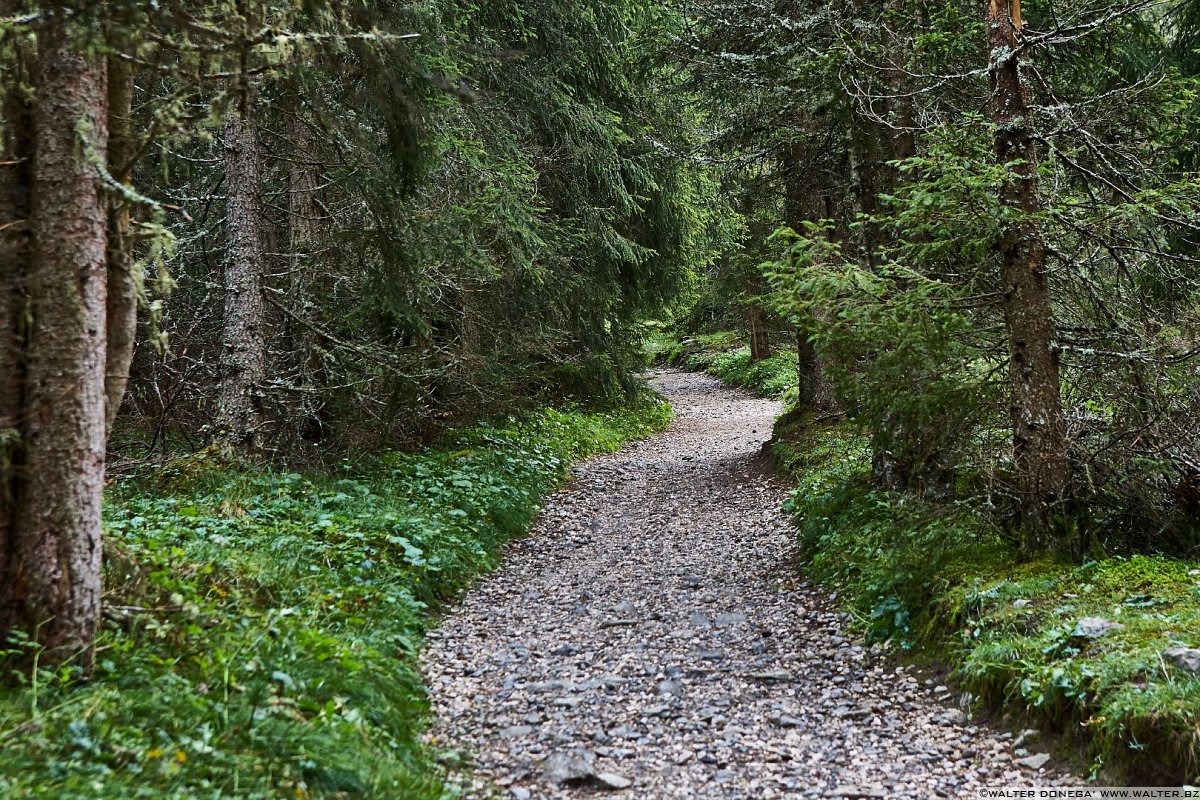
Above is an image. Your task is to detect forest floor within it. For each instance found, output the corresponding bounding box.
[423,370,1085,799]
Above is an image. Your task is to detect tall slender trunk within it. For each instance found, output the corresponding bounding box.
[287,112,321,282]
[1,10,109,661]
[885,0,917,168]
[783,147,838,413]
[737,191,772,363]
[747,292,771,362]
[873,4,924,493]
[216,84,267,455]
[105,51,136,435]
[285,107,329,441]
[843,110,880,270]
[986,0,1070,547]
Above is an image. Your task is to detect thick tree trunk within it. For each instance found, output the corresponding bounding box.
[986,0,1070,547]
[1,12,109,660]
[105,52,137,435]
[216,85,267,455]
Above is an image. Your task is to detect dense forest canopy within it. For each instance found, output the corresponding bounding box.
[5,0,1200,793]
[683,0,1200,548]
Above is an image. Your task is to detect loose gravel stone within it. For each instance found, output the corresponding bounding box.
[422,370,1085,798]
[1017,753,1053,771]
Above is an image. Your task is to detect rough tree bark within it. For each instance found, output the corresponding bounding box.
[0,10,110,660]
[287,111,321,279]
[885,0,917,168]
[215,83,267,455]
[843,110,881,270]
[285,105,330,442]
[986,0,1070,547]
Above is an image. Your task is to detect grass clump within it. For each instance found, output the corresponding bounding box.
[771,410,1200,783]
[959,555,1200,781]
[0,400,672,799]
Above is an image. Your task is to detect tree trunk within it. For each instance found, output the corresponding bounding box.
[795,327,838,412]
[986,0,1070,547]
[105,51,137,435]
[285,107,329,442]
[215,84,267,455]
[872,5,925,494]
[843,112,880,270]
[287,113,322,279]
[748,300,771,362]
[1,11,109,661]
[783,152,839,413]
[885,0,917,168]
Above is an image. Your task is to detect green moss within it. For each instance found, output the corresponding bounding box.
[0,399,672,799]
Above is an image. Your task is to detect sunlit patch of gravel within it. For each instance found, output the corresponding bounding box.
[422,370,1083,799]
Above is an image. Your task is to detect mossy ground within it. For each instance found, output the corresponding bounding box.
[0,400,672,799]
[771,410,1200,784]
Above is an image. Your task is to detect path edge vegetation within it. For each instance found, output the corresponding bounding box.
[662,335,1200,786]
[0,396,672,798]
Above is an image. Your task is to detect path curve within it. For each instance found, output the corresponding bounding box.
[423,370,1077,799]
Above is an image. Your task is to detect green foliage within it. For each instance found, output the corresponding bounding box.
[764,208,998,471]
[0,0,727,457]
[959,555,1200,782]
[0,400,671,798]
[646,329,741,368]
[774,414,1009,646]
[693,349,798,402]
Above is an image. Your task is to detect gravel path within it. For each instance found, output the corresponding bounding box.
[423,370,1079,799]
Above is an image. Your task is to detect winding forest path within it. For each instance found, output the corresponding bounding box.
[423,370,1077,799]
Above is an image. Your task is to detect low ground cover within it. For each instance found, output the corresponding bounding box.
[0,400,671,799]
[647,329,798,401]
[773,410,1200,783]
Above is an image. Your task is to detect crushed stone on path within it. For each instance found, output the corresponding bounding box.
[422,370,1081,798]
